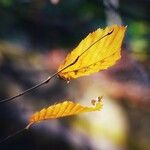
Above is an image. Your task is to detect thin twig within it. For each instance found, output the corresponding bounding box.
[0,72,57,104]
[0,127,27,144]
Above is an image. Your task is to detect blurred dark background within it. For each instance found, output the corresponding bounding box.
[0,0,150,150]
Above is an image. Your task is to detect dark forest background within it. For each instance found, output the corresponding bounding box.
[0,0,150,150]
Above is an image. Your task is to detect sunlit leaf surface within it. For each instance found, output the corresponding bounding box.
[58,25,126,80]
[29,97,103,126]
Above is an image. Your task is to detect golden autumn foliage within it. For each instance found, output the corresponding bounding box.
[26,25,127,128]
[0,25,126,104]
[0,25,127,143]
[27,97,103,128]
[58,25,127,80]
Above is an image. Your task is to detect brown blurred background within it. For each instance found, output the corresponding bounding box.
[0,0,150,150]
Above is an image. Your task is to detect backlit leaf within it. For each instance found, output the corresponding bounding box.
[58,25,127,80]
[28,97,103,127]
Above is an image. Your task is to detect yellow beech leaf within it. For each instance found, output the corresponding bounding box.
[0,99,103,143]
[28,97,103,127]
[58,25,127,80]
[0,97,102,142]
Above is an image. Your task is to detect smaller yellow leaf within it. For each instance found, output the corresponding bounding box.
[28,97,103,127]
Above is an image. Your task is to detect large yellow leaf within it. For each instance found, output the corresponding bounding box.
[28,97,103,127]
[58,25,127,80]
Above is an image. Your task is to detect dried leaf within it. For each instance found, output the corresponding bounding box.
[29,97,103,126]
[58,25,127,80]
